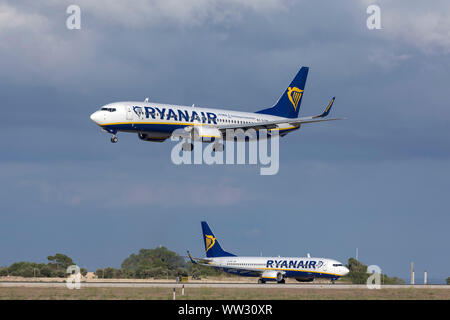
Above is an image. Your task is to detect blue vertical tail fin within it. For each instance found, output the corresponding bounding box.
[201,221,235,258]
[256,67,309,118]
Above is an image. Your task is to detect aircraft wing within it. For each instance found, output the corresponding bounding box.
[216,97,344,130]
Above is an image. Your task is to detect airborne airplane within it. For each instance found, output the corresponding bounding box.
[90,67,342,150]
[188,222,349,284]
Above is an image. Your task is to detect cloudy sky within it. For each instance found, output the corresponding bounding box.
[1,0,449,282]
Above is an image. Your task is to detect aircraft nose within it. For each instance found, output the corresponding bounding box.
[90,111,101,124]
[342,266,350,276]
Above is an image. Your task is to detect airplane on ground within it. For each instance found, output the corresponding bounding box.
[188,222,349,284]
[90,67,342,150]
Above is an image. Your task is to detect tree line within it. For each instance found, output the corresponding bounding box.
[0,249,434,284]
[342,258,405,284]
[95,247,230,279]
[0,247,230,279]
[0,253,88,278]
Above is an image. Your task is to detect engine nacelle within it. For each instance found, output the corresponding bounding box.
[261,270,284,282]
[138,132,170,142]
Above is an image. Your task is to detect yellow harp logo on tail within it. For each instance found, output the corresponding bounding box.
[287,87,303,111]
[205,234,216,252]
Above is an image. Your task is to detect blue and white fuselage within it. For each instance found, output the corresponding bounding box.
[89,67,342,144]
[90,102,299,142]
[195,256,349,283]
[188,222,349,284]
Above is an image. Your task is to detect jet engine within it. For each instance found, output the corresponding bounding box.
[138,132,170,142]
[261,270,284,282]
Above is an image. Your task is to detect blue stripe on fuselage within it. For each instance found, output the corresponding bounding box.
[215,267,340,280]
[103,122,188,133]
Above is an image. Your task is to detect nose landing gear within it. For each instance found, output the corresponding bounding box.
[111,135,118,143]
[212,142,224,152]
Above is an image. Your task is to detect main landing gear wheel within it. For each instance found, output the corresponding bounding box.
[258,279,266,284]
[111,136,118,143]
[212,142,224,152]
[182,142,194,151]
[277,279,285,284]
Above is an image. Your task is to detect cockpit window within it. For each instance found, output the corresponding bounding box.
[101,107,116,112]
[333,264,343,267]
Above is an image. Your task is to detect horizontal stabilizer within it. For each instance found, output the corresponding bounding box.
[217,97,343,131]
[186,250,212,265]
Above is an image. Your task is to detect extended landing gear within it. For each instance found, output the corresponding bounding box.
[258,278,266,284]
[277,279,286,284]
[212,142,224,152]
[182,142,194,151]
[110,135,118,143]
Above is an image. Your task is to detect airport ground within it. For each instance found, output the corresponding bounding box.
[1,277,449,300]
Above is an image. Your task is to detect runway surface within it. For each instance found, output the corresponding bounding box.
[1,282,449,289]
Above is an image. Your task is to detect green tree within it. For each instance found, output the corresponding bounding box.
[55,270,66,277]
[2,254,85,278]
[21,266,34,278]
[0,267,8,276]
[188,262,229,278]
[7,262,47,277]
[103,267,122,278]
[120,269,135,279]
[345,258,369,284]
[342,258,404,284]
[95,268,104,278]
[47,253,74,271]
[39,265,52,277]
[382,276,405,285]
[175,267,189,277]
[121,247,187,279]
[446,277,450,285]
[80,268,88,277]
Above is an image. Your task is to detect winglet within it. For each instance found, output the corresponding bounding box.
[314,97,335,118]
[187,250,197,264]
